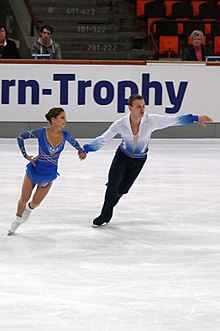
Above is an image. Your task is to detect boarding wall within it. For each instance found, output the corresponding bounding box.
[0,60,218,138]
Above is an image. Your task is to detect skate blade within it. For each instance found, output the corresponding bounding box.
[7,223,20,236]
[92,222,109,228]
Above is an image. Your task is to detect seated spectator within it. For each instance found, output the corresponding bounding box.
[0,24,20,59]
[31,25,62,59]
[182,30,212,61]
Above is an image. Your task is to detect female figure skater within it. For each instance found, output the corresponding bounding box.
[8,107,86,235]
[83,94,213,227]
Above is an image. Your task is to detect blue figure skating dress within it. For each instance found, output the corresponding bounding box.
[17,128,83,186]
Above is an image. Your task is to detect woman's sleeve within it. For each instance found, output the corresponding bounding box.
[17,128,41,158]
[65,131,84,152]
[83,122,119,153]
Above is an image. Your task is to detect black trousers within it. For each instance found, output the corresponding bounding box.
[99,147,147,221]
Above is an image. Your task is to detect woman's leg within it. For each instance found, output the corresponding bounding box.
[16,174,35,217]
[8,174,35,235]
[8,178,52,235]
[21,182,53,221]
[29,182,53,208]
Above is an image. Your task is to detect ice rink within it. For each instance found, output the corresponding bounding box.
[0,138,220,331]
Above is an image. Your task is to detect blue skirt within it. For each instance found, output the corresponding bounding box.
[26,161,59,185]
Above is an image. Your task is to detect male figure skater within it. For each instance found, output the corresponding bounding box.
[83,94,213,226]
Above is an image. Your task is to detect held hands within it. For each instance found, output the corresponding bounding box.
[198,115,213,128]
[78,151,87,160]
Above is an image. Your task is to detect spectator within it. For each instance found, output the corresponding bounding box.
[182,30,212,61]
[0,24,20,59]
[31,25,62,59]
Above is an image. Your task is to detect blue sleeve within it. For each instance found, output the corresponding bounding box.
[64,131,84,152]
[83,137,106,153]
[83,122,119,153]
[149,114,198,132]
[17,128,42,158]
[177,114,198,125]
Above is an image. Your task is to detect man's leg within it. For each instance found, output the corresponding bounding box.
[93,150,147,226]
[117,155,147,200]
[93,149,127,226]
[94,154,147,226]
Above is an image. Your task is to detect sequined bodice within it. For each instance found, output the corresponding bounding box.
[17,127,83,167]
[43,128,65,155]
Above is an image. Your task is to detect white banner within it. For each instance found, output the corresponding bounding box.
[0,62,218,122]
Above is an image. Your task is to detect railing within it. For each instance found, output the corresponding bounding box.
[23,0,38,36]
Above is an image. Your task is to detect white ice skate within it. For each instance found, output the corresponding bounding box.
[8,204,32,235]
[22,203,32,221]
[8,216,24,235]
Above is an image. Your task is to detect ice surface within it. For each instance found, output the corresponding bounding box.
[0,138,220,331]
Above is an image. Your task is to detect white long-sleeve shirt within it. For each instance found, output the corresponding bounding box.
[83,113,198,158]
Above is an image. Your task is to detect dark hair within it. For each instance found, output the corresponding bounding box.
[0,24,7,37]
[40,25,53,34]
[45,107,65,123]
[128,94,143,106]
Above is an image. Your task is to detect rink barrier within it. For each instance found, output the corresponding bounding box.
[0,59,218,138]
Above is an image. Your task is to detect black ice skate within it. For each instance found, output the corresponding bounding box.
[92,215,111,227]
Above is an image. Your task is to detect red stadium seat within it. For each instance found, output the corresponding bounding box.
[159,35,179,57]
[176,18,190,35]
[171,1,193,19]
[203,19,216,36]
[214,36,220,54]
[136,0,153,16]
[147,17,164,36]
[191,1,207,17]
[164,0,181,17]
